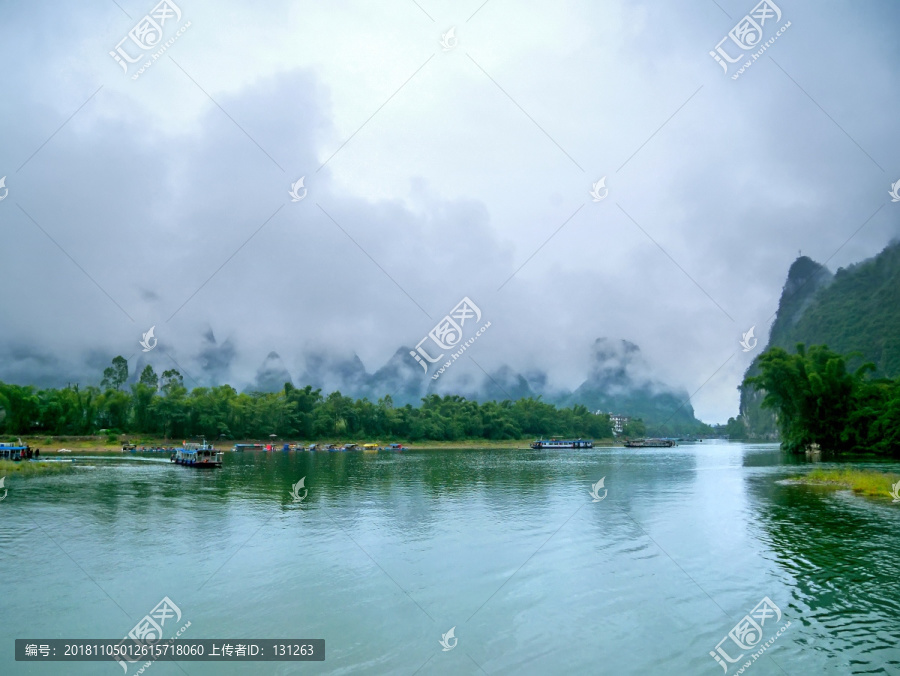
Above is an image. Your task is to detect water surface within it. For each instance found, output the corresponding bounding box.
[2,442,899,674]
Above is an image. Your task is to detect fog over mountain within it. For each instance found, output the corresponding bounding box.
[2,1,900,423]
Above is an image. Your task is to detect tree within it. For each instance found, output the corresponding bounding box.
[745,344,872,453]
[622,418,646,438]
[101,356,129,391]
[160,369,183,396]
[139,365,159,390]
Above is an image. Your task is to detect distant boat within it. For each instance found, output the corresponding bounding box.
[624,438,676,448]
[382,443,405,451]
[171,440,223,468]
[362,444,380,452]
[232,443,266,452]
[0,443,28,460]
[530,439,593,450]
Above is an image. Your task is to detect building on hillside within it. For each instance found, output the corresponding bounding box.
[594,411,631,436]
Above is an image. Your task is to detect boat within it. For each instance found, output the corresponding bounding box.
[307,444,319,452]
[232,443,266,452]
[382,443,405,451]
[362,443,380,452]
[341,444,359,452]
[171,440,223,468]
[530,438,593,450]
[0,444,28,460]
[325,444,339,452]
[623,438,676,448]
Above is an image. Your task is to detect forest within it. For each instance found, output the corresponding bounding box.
[0,357,618,442]
[742,344,900,455]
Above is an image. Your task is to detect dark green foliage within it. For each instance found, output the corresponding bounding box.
[744,344,898,455]
[0,359,614,442]
[740,243,900,437]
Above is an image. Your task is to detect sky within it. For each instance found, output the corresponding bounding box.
[1,0,899,423]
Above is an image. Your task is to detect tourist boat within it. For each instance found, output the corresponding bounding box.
[623,438,676,448]
[530,438,593,450]
[0,443,28,461]
[307,444,319,451]
[341,443,359,452]
[382,443,405,451]
[232,443,266,452]
[362,444,380,452]
[171,440,223,468]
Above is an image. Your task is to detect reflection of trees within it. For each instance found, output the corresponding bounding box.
[752,474,900,671]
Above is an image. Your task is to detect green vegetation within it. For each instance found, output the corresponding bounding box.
[792,468,900,499]
[738,242,900,438]
[0,459,74,476]
[744,344,900,455]
[0,359,613,442]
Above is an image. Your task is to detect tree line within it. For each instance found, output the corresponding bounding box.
[738,343,900,455]
[0,357,615,442]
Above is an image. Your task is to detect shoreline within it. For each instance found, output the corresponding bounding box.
[790,468,900,501]
[13,436,624,453]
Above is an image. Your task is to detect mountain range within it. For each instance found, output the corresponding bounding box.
[737,240,900,437]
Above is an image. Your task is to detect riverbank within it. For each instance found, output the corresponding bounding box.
[17,436,622,452]
[0,459,75,476]
[792,468,900,500]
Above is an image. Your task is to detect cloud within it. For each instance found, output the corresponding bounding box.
[1,0,899,423]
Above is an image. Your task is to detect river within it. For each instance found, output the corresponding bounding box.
[2,441,899,674]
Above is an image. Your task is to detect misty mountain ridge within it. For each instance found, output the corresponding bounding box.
[738,239,900,437]
[237,336,702,432]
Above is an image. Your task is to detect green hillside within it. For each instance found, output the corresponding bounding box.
[737,241,900,437]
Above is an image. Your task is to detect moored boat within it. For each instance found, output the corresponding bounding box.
[623,438,676,448]
[530,438,593,450]
[171,440,223,468]
[362,443,380,452]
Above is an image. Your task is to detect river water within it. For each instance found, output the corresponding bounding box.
[1,441,899,675]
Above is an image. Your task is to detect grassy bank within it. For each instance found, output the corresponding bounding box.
[0,459,75,477]
[793,468,900,500]
[19,436,620,452]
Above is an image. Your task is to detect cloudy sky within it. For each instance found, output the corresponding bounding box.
[1,0,898,422]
